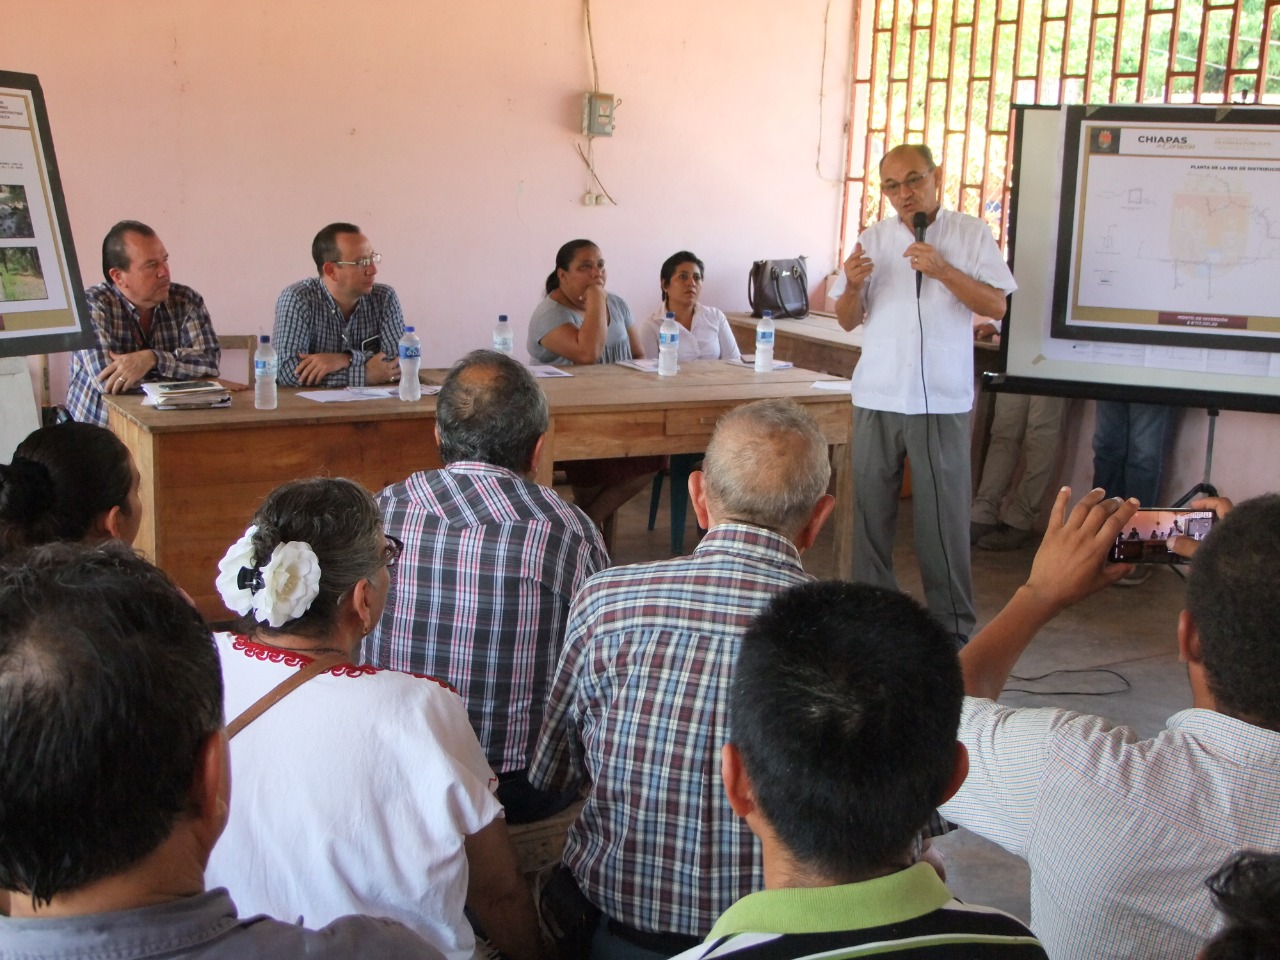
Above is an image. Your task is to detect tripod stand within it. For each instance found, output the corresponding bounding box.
[1172,408,1220,507]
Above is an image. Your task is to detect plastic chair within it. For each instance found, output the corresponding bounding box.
[647,452,704,554]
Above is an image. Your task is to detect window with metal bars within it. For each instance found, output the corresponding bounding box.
[840,0,1280,259]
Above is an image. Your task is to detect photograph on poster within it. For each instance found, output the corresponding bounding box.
[0,184,33,238]
[0,247,47,301]
[0,71,92,358]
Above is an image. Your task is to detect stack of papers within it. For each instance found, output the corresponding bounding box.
[142,380,232,410]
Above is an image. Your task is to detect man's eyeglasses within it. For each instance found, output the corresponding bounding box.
[382,533,404,568]
[880,172,931,195]
[332,253,382,269]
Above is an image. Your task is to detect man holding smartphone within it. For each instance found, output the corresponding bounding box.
[943,491,1280,960]
[273,222,405,387]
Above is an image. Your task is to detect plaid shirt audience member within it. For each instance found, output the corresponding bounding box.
[529,524,813,938]
[362,461,608,774]
[273,276,405,387]
[66,281,221,426]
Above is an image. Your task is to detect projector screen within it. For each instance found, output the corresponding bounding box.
[991,103,1280,414]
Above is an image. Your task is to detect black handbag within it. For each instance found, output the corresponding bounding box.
[748,257,809,319]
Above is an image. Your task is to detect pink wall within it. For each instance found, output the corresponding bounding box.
[3,0,853,400]
[6,1,1276,504]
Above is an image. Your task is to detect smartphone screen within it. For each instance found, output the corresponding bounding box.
[360,336,381,355]
[1108,508,1217,564]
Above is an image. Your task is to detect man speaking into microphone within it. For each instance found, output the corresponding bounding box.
[833,144,1016,645]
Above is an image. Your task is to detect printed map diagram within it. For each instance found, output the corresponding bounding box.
[1075,155,1280,317]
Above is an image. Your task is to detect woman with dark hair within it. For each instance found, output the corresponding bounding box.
[205,477,541,960]
[526,239,658,529]
[527,238,644,366]
[0,422,141,557]
[637,251,741,362]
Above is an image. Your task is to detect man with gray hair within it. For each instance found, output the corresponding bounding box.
[362,349,608,823]
[529,398,835,960]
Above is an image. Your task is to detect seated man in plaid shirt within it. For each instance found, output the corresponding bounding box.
[66,220,221,426]
[362,349,608,823]
[273,222,405,387]
[529,398,835,960]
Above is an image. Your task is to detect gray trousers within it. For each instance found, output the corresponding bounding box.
[852,406,975,638]
[971,394,1067,531]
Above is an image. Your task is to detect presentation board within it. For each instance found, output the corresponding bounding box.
[993,103,1280,414]
[0,70,91,359]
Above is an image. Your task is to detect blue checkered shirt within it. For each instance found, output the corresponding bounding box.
[272,276,405,387]
[941,699,1280,960]
[529,524,813,937]
[66,281,221,426]
[362,462,608,774]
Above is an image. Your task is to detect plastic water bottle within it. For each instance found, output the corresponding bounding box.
[754,310,775,373]
[658,312,679,377]
[254,335,277,410]
[492,314,514,356]
[398,326,422,402]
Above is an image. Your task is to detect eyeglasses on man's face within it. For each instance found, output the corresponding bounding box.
[332,253,382,269]
[381,533,404,568]
[880,171,932,195]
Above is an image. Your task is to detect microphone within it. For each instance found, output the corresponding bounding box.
[912,211,928,297]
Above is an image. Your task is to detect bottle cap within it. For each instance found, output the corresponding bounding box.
[762,310,773,319]
[498,314,508,323]
[259,334,270,343]
[666,312,675,319]
[404,326,415,333]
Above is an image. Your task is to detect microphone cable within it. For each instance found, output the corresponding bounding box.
[912,217,964,643]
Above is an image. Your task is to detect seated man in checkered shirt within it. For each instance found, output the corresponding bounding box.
[943,490,1280,960]
[272,222,404,387]
[362,349,608,824]
[66,220,221,426]
[529,398,835,959]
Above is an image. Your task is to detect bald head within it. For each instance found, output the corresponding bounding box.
[701,399,831,537]
[879,143,936,175]
[436,349,548,472]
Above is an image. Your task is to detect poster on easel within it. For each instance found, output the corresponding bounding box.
[0,70,91,358]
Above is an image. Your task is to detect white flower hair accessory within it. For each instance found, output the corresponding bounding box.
[214,526,323,628]
[253,541,322,628]
[215,525,260,616]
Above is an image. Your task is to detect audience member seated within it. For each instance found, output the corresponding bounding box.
[66,220,221,426]
[0,422,141,558]
[205,477,541,960]
[942,489,1280,960]
[1200,851,1280,959]
[636,251,741,362]
[363,349,608,823]
[530,398,835,959]
[664,580,1047,960]
[0,542,440,959]
[274,222,404,387]
[526,238,659,529]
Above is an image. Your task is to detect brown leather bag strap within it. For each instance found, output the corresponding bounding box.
[227,652,348,740]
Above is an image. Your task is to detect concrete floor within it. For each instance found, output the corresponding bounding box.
[606,481,1193,922]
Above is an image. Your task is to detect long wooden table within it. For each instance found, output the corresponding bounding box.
[107,361,853,619]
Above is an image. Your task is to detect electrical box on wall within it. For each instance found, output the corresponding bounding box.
[582,92,615,137]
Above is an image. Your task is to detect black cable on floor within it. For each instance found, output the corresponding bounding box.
[1005,667,1132,697]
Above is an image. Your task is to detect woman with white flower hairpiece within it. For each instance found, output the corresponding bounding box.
[204,477,543,960]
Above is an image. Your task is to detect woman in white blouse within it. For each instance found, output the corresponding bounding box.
[638,251,742,361]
